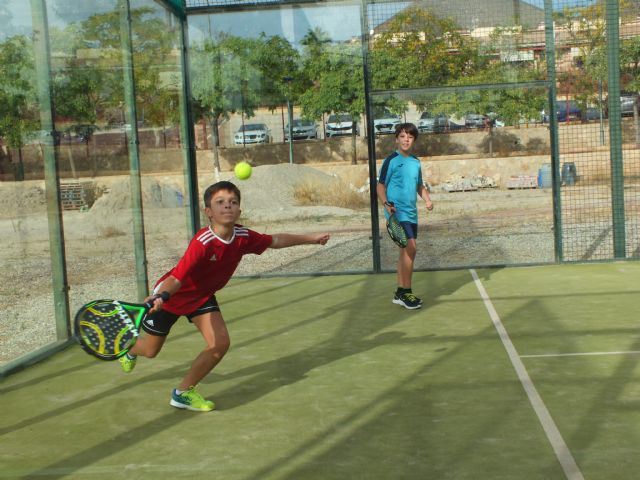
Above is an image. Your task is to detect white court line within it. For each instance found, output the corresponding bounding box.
[522,350,640,358]
[470,269,584,480]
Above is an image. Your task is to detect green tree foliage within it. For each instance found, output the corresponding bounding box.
[51,7,180,130]
[0,35,37,180]
[191,32,300,174]
[369,6,481,90]
[298,28,364,164]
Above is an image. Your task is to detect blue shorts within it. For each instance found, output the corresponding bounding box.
[399,221,418,240]
[140,295,220,337]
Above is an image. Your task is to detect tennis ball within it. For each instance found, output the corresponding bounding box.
[234,162,252,180]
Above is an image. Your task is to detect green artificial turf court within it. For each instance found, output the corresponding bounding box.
[2,263,640,479]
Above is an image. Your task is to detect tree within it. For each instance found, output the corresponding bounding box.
[299,29,364,164]
[368,6,482,91]
[190,36,254,179]
[0,35,37,180]
[191,32,301,177]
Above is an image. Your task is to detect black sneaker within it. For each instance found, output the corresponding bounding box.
[393,292,422,310]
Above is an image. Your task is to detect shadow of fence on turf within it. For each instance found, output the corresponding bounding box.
[20,265,583,478]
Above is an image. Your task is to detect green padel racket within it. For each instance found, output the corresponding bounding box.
[74,292,169,360]
[386,212,408,248]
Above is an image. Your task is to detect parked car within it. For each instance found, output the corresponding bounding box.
[372,108,401,135]
[485,113,505,128]
[620,94,637,116]
[234,123,271,145]
[325,113,358,138]
[542,100,581,122]
[285,119,317,141]
[422,113,464,133]
[65,124,99,143]
[583,107,605,121]
[418,112,444,132]
[464,113,486,129]
[603,94,637,117]
[26,129,62,146]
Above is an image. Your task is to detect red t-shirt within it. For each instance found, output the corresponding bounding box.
[156,225,272,315]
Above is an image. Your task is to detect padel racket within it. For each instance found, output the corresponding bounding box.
[386,213,408,248]
[74,292,169,361]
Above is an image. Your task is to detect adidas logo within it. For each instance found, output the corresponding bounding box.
[145,319,155,327]
[210,253,217,261]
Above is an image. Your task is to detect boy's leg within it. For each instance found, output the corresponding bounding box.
[170,311,229,412]
[120,334,166,372]
[397,239,417,289]
[393,239,422,309]
[178,311,230,390]
[129,334,167,358]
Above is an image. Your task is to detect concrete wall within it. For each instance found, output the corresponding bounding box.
[4,121,640,187]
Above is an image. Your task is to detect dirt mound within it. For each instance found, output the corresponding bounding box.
[224,163,353,221]
[90,176,184,214]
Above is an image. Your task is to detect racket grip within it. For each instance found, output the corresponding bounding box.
[145,291,170,309]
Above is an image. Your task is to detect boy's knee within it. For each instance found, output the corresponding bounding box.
[144,347,162,359]
[403,243,417,258]
[206,337,231,357]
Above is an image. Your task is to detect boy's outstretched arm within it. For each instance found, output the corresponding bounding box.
[270,233,330,249]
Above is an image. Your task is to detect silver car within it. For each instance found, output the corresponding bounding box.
[234,123,271,145]
[325,113,358,138]
[285,119,317,140]
[373,108,401,135]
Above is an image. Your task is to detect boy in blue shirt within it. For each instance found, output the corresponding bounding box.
[377,123,433,309]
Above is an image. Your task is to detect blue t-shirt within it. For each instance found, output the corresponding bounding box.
[378,150,423,223]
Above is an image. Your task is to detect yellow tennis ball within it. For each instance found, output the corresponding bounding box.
[234,162,252,180]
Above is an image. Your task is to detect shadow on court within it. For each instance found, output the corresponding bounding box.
[12,264,621,479]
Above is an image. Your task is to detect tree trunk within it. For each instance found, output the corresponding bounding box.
[211,115,221,181]
[201,116,208,150]
[634,96,639,147]
[351,124,357,165]
[15,148,25,181]
[67,144,77,179]
[489,124,494,156]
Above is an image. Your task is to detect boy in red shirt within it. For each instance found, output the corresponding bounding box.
[121,181,330,412]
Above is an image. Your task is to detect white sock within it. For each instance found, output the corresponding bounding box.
[126,352,137,360]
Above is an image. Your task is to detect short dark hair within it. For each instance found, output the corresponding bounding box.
[395,122,419,138]
[203,181,241,207]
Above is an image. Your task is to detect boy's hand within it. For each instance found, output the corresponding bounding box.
[144,293,166,313]
[384,201,396,214]
[425,199,433,211]
[314,233,330,245]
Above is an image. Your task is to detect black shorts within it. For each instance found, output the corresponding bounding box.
[140,296,220,337]
[399,221,418,240]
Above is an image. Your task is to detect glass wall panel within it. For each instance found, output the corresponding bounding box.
[0,0,55,365]
[366,1,554,270]
[188,1,374,275]
[129,0,193,285]
[550,0,640,261]
[0,0,189,369]
[44,0,143,325]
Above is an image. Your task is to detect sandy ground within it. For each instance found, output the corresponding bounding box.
[0,162,555,365]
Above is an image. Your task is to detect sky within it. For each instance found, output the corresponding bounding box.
[187,2,365,48]
[524,0,596,7]
[1,0,600,44]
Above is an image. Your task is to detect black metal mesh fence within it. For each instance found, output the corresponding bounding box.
[366,0,640,264]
